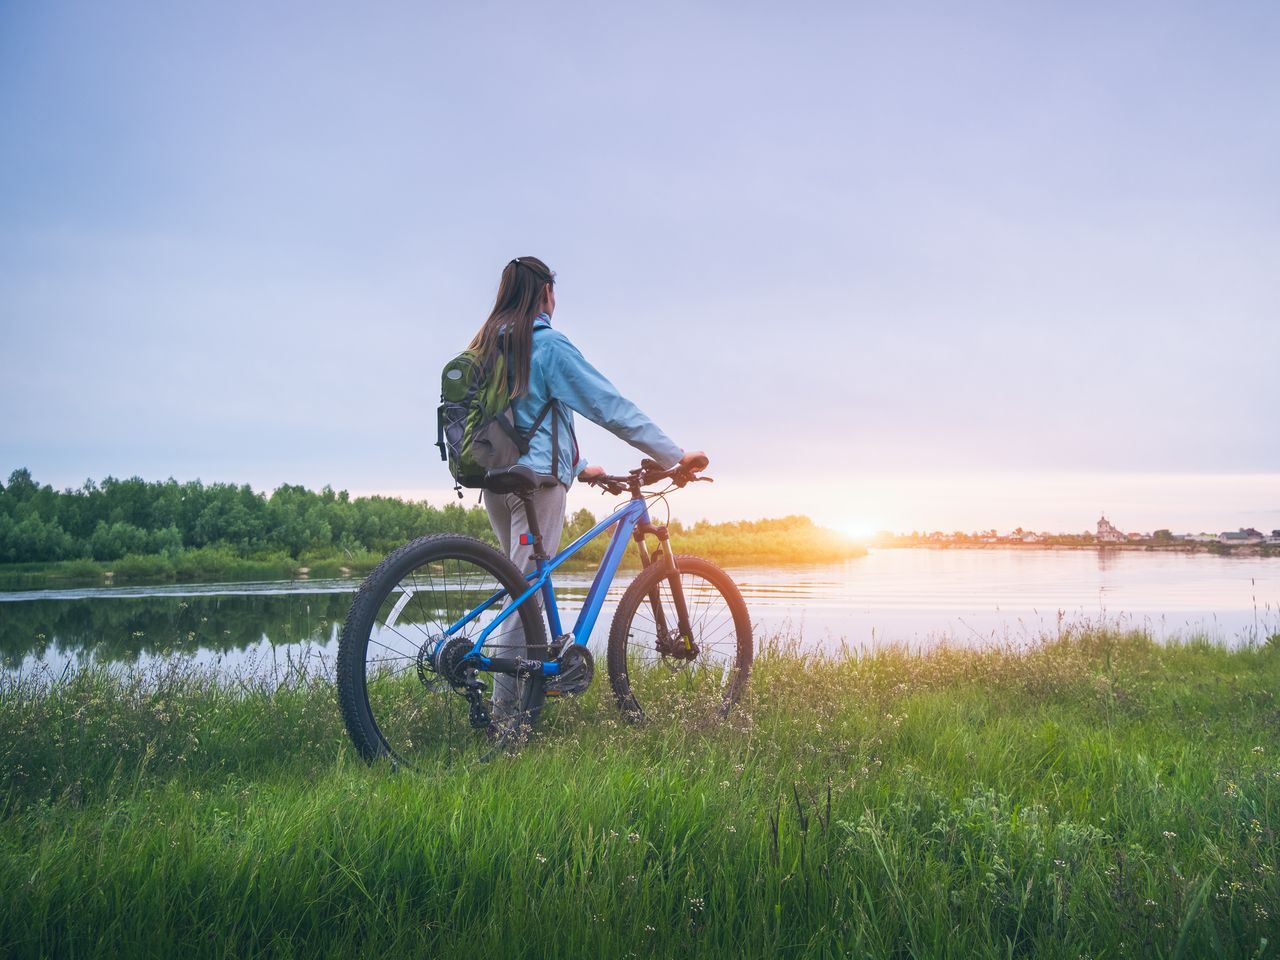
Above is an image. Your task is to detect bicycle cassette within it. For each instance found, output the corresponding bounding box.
[433,636,478,688]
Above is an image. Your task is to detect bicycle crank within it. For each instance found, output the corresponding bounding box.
[545,645,593,696]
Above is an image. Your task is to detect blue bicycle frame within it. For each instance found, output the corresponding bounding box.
[436,495,655,678]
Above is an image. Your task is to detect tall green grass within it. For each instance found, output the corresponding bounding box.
[2,629,1277,958]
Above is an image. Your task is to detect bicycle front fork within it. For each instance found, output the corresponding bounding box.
[633,524,697,659]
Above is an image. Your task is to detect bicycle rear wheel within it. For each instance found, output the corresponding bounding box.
[607,554,752,721]
[336,534,547,767]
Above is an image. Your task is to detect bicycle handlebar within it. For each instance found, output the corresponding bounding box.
[581,459,713,496]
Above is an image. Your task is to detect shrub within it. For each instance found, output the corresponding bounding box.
[110,554,176,583]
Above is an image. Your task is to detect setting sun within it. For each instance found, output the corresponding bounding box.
[838,521,883,541]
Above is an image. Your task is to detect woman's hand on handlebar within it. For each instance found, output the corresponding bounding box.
[580,453,711,495]
[579,464,626,496]
[679,451,709,472]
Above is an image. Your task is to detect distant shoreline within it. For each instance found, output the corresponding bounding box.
[876,541,1278,557]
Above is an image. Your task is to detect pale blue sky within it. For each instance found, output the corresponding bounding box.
[2,1,1277,532]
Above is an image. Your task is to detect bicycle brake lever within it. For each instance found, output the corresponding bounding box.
[593,478,625,496]
[674,470,714,486]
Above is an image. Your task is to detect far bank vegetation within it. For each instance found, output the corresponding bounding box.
[0,469,863,587]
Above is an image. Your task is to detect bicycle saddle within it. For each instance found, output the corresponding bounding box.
[483,464,560,496]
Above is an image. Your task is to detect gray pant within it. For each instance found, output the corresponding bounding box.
[484,483,567,710]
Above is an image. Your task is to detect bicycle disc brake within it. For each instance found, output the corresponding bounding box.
[655,626,700,663]
[416,634,451,689]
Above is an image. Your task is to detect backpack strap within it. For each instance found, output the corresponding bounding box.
[529,324,560,478]
[502,398,556,459]
[493,402,547,456]
[498,325,561,478]
[550,402,559,479]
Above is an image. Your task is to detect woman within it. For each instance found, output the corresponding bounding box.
[470,256,706,712]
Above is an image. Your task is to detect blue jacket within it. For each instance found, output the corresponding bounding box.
[513,315,683,487]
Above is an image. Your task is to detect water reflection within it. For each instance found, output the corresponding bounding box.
[0,590,354,668]
[2,549,1277,676]
[0,575,632,673]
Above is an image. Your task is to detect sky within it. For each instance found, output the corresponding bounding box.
[1,1,1277,536]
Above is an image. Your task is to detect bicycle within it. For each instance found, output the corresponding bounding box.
[336,456,753,766]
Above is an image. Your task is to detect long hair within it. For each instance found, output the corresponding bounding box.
[469,256,555,397]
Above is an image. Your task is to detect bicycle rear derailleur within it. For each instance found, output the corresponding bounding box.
[424,636,491,729]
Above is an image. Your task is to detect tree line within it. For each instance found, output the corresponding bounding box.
[0,468,501,564]
[0,468,863,572]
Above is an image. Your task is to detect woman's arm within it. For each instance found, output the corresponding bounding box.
[544,331,684,467]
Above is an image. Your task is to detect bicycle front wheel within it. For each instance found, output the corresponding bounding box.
[607,554,752,721]
[336,534,547,767]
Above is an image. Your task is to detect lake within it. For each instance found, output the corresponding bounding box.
[2,548,1276,678]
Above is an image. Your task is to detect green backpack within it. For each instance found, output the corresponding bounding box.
[435,339,556,492]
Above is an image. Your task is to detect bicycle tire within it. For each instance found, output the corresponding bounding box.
[607,554,752,720]
[336,534,548,766]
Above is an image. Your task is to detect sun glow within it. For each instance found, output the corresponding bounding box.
[838,520,884,542]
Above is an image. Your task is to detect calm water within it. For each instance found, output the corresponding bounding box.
[2,548,1276,677]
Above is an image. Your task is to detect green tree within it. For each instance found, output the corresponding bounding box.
[88,521,151,561]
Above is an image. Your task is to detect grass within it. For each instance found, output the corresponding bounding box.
[1,628,1277,958]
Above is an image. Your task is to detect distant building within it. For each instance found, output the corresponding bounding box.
[1219,528,1264,545]
[1096,515,1125,543]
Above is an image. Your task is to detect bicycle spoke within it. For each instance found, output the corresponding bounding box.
[338,538,548,768]
[607,557,751,720]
